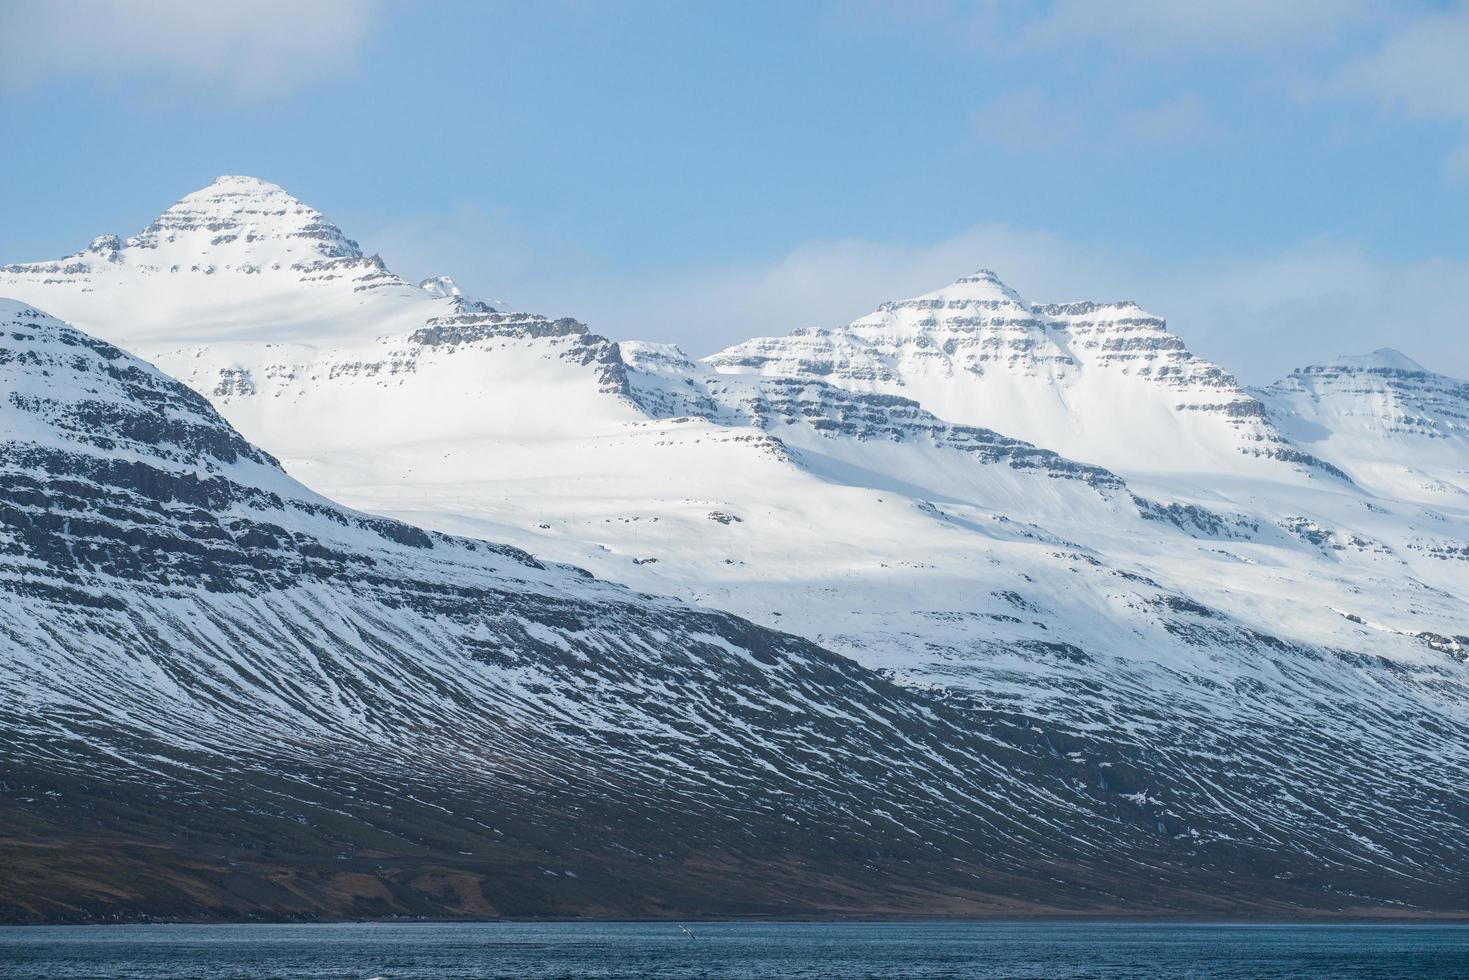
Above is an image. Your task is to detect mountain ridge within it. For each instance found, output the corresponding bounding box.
[16,299,1462,921]
[707,269,1349,483]
[3,177,1469,919]
[1261,346,1469,505]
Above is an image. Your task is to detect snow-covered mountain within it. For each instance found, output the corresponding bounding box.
[6,180,1462,673]
[707,270,1346,485]
[0,175,457,348]
[2,299,1252,920]
[1262,349,1469,506]
[16,299,1461,920]
[4,177,1469,918]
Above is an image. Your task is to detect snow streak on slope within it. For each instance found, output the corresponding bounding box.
[5,179,1469,916]
[4,298,1302,920]
[14,285,1466,910]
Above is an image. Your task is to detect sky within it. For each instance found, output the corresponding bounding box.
[1,0,1468,382]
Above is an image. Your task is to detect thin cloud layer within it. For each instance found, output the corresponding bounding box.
[405,222,1469,385]
[973,89,1223,153]
[1326,3,1469,175]
[1019,0,1383,56]
[0,0,376,99]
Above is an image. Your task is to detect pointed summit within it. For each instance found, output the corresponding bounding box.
[0,175,421,349]
[169,174,311,211]
[955,268,1016,291]
[708,266,1348,480]
[197,173,292,195]
[1263,344,1469,499]
[419,274,466,299]
[130,174,362,261]
[418,275,501,313]
[0,299,279,473]
[912,268,1031,309]
[1318,348,1427,375]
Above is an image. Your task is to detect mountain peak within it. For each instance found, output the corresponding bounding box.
[865,268,1032,316]
[418,274,500,313]
[129,175,363,262]
[202,173,292,194]
[923,268,1029,307]
[419,275,466,299]
[1318,348,1427,375]
[0,176,431,349]
[161,174,305,217]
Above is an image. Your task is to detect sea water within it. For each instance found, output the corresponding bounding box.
[1,920,1466,979]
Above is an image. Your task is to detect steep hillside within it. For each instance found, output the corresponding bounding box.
[6,299,1329,921]
[5,179,1469,920]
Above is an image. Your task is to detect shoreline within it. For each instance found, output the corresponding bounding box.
[6,913,1469,929]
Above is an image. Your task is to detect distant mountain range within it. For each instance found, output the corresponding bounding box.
[2,176,1466,921]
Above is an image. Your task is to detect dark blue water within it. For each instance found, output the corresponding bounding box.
[1,921,1466,979]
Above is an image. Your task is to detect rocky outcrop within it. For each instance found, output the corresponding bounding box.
[625,342,1126,490]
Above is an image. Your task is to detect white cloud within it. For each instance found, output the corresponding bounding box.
[1330,3,1469,122]
[972,89,1223,153]
[1142,242,1469,384]
[971,89,1089,152]
[1020,0,1383,56]
[0,0,376,99]
[370,217,1119,358]
[1448,143,1469,181]
[1118,93,1223,145]
[559,224,1114,355]
[1324,2,1469,175]
[828,0,1381,58]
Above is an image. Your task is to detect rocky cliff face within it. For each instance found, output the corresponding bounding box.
[183,307,634,414]
[623,340,1126,490]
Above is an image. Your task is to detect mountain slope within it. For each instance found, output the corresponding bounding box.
[20,298,1432,922]
[5,180,1469,919]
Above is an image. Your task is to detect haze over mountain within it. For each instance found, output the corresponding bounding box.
[2,176,1468,920]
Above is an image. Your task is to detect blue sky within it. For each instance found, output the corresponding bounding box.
[2,0,1468,381]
